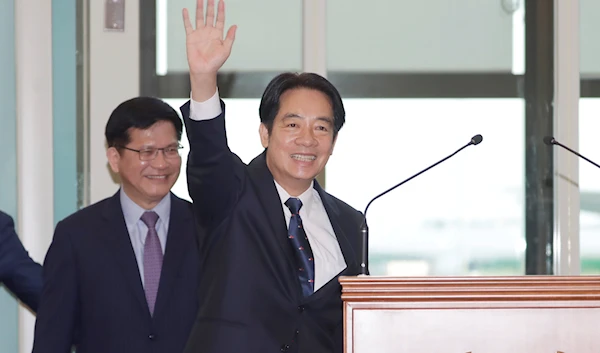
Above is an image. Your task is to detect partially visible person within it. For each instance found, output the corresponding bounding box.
[0,210,42,312]
[33,97,200,353]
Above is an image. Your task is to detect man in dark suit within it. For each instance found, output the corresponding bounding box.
[181,1,363,352]
[0,210,42,312]
[32,97,200,353]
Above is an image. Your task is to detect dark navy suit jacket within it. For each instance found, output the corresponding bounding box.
[181,101,364,353]
[0,210,42,312]
[33,192,200,353]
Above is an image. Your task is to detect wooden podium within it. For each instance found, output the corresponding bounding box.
[340,276,600,353]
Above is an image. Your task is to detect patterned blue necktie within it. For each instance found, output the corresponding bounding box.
[285,198,315,297]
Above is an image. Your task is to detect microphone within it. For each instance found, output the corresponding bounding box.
[544,136,600,169]
[358,134,484,275]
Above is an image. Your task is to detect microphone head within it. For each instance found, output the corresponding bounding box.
[543,136,556,145]
[470,134,483,145]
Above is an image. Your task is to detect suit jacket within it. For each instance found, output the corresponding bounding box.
[0,210,42,312]
[181,101,363,353]
[32,192,200,353]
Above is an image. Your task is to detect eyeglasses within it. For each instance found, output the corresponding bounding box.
[119,144,183,161]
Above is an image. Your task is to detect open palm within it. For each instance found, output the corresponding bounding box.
[183,0,236,75]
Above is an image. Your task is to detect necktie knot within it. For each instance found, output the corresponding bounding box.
[285,198,303,215]
[141,211,159,229]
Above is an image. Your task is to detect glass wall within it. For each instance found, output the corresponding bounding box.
[324,0,525,275]
[145,0,303,97]
[580,0,600,274]
[166,98,264,200]
[327,0,515,73]
[325,99,524,275]
[158,0,302,74]
[149,0,565,277]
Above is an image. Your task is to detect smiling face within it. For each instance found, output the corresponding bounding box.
[260,88,337,196]
[107,120,181,209]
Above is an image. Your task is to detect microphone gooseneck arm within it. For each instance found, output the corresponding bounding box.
[363,142,471,220]
[358,134,483,275]
[545,136,600,169]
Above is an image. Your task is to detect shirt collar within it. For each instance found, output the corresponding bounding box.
[120,188,171,228]
[274,180,315,217]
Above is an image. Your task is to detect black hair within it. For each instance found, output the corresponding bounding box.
[258,73,345,137]
[105,96,183,148]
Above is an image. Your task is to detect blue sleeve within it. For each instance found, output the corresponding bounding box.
[0,210,43,312]
[181,100,245,230]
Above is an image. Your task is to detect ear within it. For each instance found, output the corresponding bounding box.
[259,123,270,149]
[106,147,121,173]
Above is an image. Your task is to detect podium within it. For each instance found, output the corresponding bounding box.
[340,276,600,353]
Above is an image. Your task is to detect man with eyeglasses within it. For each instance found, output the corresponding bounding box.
[33,97,201,353]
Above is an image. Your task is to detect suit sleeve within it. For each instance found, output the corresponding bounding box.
[0,211,42,312]
[32,221,78,353]
[181,100,244,230]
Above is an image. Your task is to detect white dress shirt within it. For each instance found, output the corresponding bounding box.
[189,91,347,291]
[273,181,347,291]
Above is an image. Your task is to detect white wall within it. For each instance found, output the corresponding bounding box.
[15,1,55,352]
[89,0,140,204]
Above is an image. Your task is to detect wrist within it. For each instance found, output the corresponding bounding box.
[190,73,218,102]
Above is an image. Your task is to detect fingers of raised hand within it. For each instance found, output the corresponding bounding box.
[215,0,225,30]
[183,0,229,37]
[224,25,237,49]
[196,0,206,28]
[205,0,216,27]
[182,8,191,34]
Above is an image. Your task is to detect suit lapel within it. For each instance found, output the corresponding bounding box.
[247,152,296,273]
[247,153,359,300]
[314,181,358,277]
[153,194,193,318]
[102,192,151,318]
[295,183,358,303]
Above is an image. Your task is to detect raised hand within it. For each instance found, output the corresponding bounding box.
[183,0,236,75]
